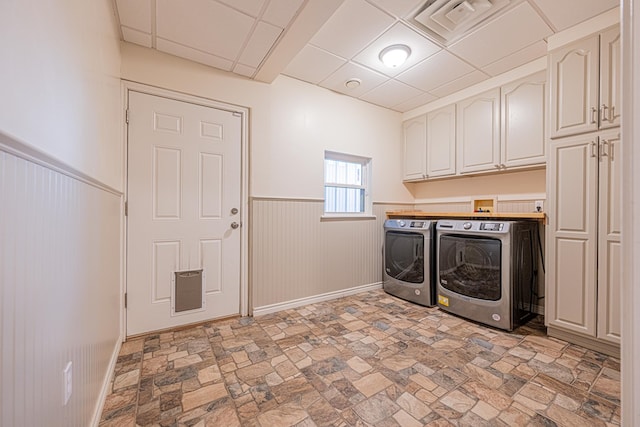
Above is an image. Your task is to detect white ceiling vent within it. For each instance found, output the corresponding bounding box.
[412,0,513,45]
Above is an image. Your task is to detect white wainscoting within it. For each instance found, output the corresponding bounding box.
[250,199,410,312]
[0,143,122,426]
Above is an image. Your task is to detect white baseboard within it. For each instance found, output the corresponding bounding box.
[90,336,123,427]
[252,282,383,316]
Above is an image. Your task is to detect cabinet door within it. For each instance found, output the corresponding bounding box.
[546,134,598,337]
[501,71,546,168]
[403,115,427,181]
[600,26,621,130]
[457,88,500,174]
[549,35,599,138]
[426,104,456,178]
[597,130,621,344]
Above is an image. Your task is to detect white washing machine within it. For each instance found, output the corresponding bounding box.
[383,219,437,306]
[436,219,538,330]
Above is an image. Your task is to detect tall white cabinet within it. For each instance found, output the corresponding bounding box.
[546,25,621,356]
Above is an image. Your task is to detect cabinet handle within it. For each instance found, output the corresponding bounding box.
[591,107,598,124]
[609,105,616,123]
[601,140,609,157]
[600,104,608,122]
[590,141,597,158]
[610,141,615,161]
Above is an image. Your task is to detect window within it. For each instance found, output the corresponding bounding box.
[324,151,371,215]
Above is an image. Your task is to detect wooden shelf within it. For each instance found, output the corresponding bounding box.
[386,210,546,221]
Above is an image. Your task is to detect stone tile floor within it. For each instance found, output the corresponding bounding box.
[99,290,621,426]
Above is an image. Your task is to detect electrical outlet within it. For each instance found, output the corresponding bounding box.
[534,200,544,212]
[63,361,72,405]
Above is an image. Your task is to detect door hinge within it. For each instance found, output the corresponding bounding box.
[124,292,127,309]
[125,109,130,124]
[124,201,128,216]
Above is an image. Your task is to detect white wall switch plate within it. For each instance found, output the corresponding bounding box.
[534,200,544,212]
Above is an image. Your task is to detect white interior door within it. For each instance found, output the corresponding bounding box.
[126,90,242,336]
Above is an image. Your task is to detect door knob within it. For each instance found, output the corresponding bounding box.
[231,222,240,229]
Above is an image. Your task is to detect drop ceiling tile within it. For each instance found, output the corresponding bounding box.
[352,22,441,77]
[428,70,490,98]
[310,0,395,59]
[359,79,423,109]
[396,50,475,92]
[239,22,283,68]
[121,27,153,48]
[216,0,266,18]
[481,41,547,76]
[366,0,427,19]
[283,45,346,85]
[116,0,152,32]
[234,64,256,78]
[529,0,619,31]
[156,38,234,71]
[319,62,388,97]
[393,91,438,112]
[262,0,305,27]
[448,2,553,68]
[156,0,254,61]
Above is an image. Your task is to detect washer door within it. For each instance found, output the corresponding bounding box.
[385,231,424,284]
[439,235,502,300]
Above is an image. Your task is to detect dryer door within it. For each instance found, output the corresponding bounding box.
[385,231,424,283]
[439,235,502,300]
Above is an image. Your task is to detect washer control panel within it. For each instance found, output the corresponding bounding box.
[385,219,432,230]
[480,222,504,231]
[436,220,510,233]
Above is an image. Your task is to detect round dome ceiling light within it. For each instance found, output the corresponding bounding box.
[345,78,361,89]
[379,44,411,68]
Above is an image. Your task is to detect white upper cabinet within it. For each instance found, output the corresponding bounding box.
[402,71,547,181]
[457,88,500,174]
[426,104,456,178]
[549,25,620,138]
[501,71,546,168]
[599,26,621,129]
[402,115,427,181]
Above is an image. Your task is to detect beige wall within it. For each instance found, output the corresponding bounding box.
[0,0,122,190]
[251,201,410,311]
[120,43,414,203]
[0,0,123,426]
[120,43,416,314]
[408,168,546,200]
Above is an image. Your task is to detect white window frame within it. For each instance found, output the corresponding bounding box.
[323,151,374,219]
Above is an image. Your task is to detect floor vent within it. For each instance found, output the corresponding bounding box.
[411,0,513,45]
